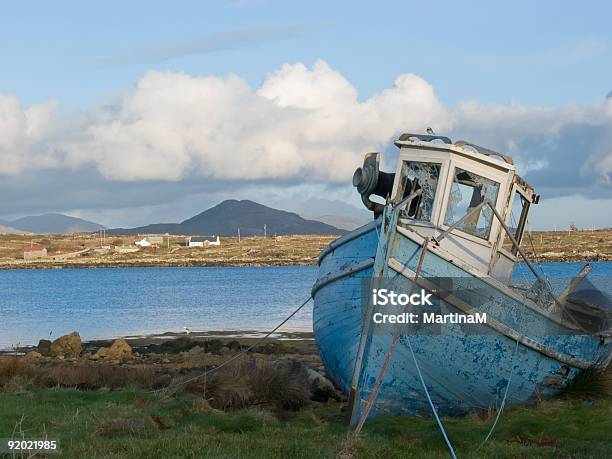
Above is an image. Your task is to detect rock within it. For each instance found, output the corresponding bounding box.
[37,339,52,356]
[96,347,111,359]
[306,368,341,402]
[25,351,42,359]
[109,339,132,359]
[95,339,132,360]
[50,332,82,357]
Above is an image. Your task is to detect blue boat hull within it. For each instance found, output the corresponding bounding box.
[312,219,612,422]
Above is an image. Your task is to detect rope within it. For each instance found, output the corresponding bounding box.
[479,339,519,448]
[406,337,458,459]
[156,295,312,396]
[354,238,430,433]
[526,222,550,279]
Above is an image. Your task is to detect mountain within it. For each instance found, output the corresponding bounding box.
[0,224,28,234]
[7,213,105,234]
[110,200,346,236]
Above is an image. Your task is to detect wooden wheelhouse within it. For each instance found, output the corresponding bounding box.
[388,134,539,283]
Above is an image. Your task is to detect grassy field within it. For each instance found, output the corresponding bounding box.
[0,387,610,458]
[0,234,336,269]
[0,228,610,269]
[2,336,610,459]
[512,228,612,263]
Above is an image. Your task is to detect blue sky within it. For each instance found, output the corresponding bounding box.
[0,0,611,229]
[3,0,611,108]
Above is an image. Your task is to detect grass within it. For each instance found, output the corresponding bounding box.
[0,234,337,269]
[505,228,612,262]
[0,387,610,458]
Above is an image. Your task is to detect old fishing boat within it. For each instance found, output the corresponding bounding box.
[312,133,611,425]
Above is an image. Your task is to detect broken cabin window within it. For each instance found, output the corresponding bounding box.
[444,167,500,239]
[396,161,441,222]
[505,191,530,254]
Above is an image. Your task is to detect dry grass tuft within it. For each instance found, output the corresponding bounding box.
[44,364,155,389]
[184,356,311,411]
[0,358,156,392]
[207,361,254,409]
[561,366,612,399]
[251,359,311,411]
[0,358,44,391]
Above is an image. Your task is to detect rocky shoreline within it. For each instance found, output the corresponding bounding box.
[0,330,341,407]
[0,258,320,270]
[1,253,610,270]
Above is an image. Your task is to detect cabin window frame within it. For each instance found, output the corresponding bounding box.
[499,184,531,258]
[391,153,450,227]
[437,157,509,246]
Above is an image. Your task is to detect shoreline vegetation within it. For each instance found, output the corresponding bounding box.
[0,229,611,270]
[1,331,610,458]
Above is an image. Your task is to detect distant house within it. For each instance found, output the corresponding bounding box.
[135,238,151,248]
[135,236,164,248]
[188,236,221,247]
[24,244,47,260]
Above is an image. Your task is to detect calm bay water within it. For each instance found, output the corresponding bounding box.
[0,266,317,349]
[0,262,610,349]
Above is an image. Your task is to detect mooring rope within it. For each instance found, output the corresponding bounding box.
[479,338,519,448]
[157,295,312,396]
[406,337,458,459]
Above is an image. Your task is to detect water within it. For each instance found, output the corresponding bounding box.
[0,266,317,349]
[0,262,610,350]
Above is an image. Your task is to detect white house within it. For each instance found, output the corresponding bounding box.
[188,236,221,247]
[135,236,165,247]
[145,236,164,246]
[135,238,151,247]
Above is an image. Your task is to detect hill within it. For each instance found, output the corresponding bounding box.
[7,213,105,234]
[311,214,369,231]
[0,224,28,234]
[110,200,345,236]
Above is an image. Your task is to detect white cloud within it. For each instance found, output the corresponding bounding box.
[0,95,58,175]
[61,60,450,183]
[0,60,611,204]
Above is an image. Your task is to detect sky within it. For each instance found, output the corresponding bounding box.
[0,0,611,230]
